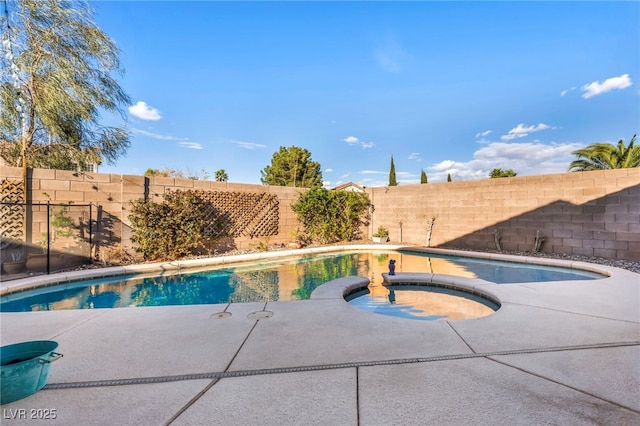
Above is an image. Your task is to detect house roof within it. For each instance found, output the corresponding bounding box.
[332,182,365,192]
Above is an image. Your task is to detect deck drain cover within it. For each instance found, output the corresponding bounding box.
[248,311,274,320]
[210,312,231,319]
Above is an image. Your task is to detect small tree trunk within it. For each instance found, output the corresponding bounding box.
[494,229,502,252]
[425,217,436,247]
[530,230,545,254]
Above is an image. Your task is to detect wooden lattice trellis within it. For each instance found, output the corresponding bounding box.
[191,190,279,239]
[0,179,25,247]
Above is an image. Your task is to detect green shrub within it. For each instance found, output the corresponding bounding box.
[373,226,389,238]
[129,190,212,261]
[292,188,372,244]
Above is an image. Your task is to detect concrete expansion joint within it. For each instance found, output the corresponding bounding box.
[167,307,269,424]
[42,340,639,391]
[487,356,640,415]
[446,321,477,354]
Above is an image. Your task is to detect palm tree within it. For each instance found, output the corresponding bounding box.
[568,135,639,171]
[215,169,228,182]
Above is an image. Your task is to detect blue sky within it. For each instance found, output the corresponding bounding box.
[93,1,639,186]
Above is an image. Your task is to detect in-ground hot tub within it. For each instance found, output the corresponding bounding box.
[345,273,501,321]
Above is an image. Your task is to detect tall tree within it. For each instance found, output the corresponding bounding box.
[389,156,397,186]
[420,170,428,184]
[568,135,639,171]
[447,173,452,182]
[215,169,228,182]
[261,146,322,187]
[144,168,170,177]
[490,168,517,178]
[0,0,131,176]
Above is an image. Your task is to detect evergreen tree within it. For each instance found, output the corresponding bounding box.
[261,146,322,187]
[447,173,452,182]
[420,170,428,184]
[389,156,397,186]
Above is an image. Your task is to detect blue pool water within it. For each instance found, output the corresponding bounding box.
[0,250,603,312]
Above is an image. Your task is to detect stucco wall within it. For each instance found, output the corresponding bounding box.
[1,166,639,260]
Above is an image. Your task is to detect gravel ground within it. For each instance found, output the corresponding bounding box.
[445,247,640,274]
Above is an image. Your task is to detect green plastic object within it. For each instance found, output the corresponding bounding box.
[1,341,62,404]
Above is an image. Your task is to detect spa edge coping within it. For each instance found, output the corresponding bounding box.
[0,244,617,297]
[307,273,500,304]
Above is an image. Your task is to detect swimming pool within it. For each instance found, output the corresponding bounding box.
[0,249,604,312]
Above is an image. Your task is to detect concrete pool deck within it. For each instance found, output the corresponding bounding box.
[1,246,639,425]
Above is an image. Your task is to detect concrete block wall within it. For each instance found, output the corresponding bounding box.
[366,168,640,260]
[0,167,304,257]
[2,166,638,260]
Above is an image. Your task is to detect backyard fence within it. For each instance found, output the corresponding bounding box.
[0,202,94,280]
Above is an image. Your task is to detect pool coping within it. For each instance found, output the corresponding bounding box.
[0,244,618,298]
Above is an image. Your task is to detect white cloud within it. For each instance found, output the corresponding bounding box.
[233,140,266,150]
[343,136,359,145]
[582,74,632,99]
[131,127,202,150]
[424,141,583,182]
[131,128,187,141]
[408,152,421,161]
[341,173,350,179]
[325,168,334,173]
[359,170,387,175]
[475,130,492,138]
[343,136,375,149]
[179,142,203,150]
[474,142,580,161]
[501,123,551,141]
[129,101,161,121]
[431,160,456,171]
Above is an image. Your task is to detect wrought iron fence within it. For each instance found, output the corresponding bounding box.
[1,202,94,280]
